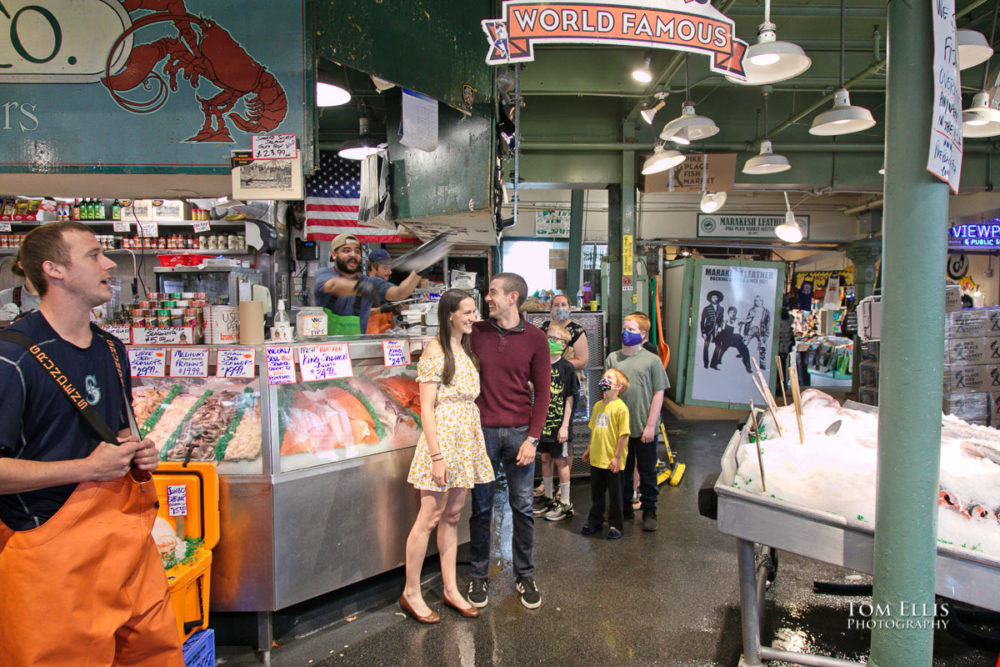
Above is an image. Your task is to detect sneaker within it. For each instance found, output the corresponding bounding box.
[581,523,600,535]
[642,509,658,532]
[606,527,623,539]
[532,496,555,517]
[544,501,574,521]
[515,576,541,609]
[533,483,545,498]
[467,578,489,608]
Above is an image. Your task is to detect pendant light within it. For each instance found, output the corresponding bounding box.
[963,1,1000,137]
[642,143,686,175]
[338,105,380,160]
[726,0,810,85]
[660,57,720,144]
[641,91,669,124]
[775,191,803,243]
[958,29,993,70]
[810,0,876,136]
[743,91,791,174]
[698,154,727,213]
[632,54,653,83]
[317,82,351,107]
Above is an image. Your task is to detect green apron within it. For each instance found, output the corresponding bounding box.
[324,308,362,335]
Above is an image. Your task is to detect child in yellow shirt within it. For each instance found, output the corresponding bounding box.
[581,368,631,539]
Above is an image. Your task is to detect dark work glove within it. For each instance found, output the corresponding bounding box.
[354,277,382,303]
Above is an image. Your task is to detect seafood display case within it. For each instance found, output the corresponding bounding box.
[129,334,443,622]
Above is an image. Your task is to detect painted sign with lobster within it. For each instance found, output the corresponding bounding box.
[0,0,305,171]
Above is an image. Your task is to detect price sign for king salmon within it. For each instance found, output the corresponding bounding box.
[128,347,167,377]
[169,348,209,378]
[382,340,411,367]
[216,347,256,378]
[265,346,296,384]
[298,343,354,382]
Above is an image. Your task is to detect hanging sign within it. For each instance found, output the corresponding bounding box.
[252,134,297,159]
[297,343,353,382]
[643,153,737,193]
[535,209,570,237]
[265,345,296,384]
[382,340,411,367]
[927,0,963,193]
[950,222,1000,248]
[169,347,209,378]
[697,213,810,240]
[482,0,748,79]
[216,347,256,379]
[128,347,167,377]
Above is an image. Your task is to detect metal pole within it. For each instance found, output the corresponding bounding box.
[607,185,623,350]
[870,0,947,664]
[736,539,763,667]
[567,190,584,300]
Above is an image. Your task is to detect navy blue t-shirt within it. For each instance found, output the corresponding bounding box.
[312,266,392,333]
[0,312,132,530]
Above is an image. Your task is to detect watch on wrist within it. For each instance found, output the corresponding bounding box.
[527,436,539,446]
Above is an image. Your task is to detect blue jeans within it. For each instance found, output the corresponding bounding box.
[622,436,659,513]
[469,425,535,579]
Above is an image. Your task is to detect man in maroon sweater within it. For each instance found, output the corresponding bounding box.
[467,272,550,609]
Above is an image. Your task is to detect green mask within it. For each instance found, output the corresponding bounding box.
[548,340,565,355]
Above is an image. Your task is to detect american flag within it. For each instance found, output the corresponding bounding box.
[304,151,417,242]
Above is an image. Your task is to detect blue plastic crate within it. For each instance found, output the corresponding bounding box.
[183,628,214,667]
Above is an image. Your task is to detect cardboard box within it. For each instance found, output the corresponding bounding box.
[122,199,155,221]
[945,284,962,312]
[153,199,190,222]
[946,307,1000,339]
[944,337,1000,365]
[943,364,1000,393]
[858,361,879,387]
[943,391,990,422]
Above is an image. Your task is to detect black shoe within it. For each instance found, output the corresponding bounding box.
[606,527,623,540]
[467,578,489,608]
[623,509,635,521]
[642,510,658,532]
[515,576,541,609]
[581,523,600,535]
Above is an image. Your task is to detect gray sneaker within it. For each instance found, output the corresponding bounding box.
[532,496,555,517]
[467,578,489,608]
[515,576,541,609]
[544,501,574,521]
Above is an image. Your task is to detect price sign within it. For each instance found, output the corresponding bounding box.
[128,347,167,377]
[265,345,296,384]
[298,343,353,382]
[0,221,11,233]
[131,327,195,345]
[252,133,297,159]
[167,485,187,516]
[169,347,209,378]
[193,219,210,233]
[138,220,158,238]
[112,220,130,233]
[382,340,410,367]
[216,347,256,379]
[100,324,131,344]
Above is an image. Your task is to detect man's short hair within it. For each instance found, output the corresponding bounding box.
[493,272,528,307]
[624,311,651,335]
[19,221,95,297]
[547,323,571,341]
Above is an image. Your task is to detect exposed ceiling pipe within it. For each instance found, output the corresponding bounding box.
[519,140,1000,153]
[843,198,884,215]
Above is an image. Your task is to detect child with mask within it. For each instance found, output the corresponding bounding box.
[532,324,580,521]
[581,368,630,539]
[605,312,670,532]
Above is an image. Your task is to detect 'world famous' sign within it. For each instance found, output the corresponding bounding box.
[482,0,748,80]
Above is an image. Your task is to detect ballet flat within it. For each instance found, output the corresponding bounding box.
[442,593,480,618]
[399,593,440,624]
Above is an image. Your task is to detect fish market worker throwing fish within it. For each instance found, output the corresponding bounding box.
[314,233,420,335]
[0,221,183,666]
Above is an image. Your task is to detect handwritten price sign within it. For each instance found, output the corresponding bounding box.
[216,347,256,378]
[113,220,130,233]
[169,348,209,378]
[382,340,410,367]
[128,347,167,377]
[167,485,187,517]
[138,220,158,238]
[298,343,354,382]
[252,134,297,159]
[265,345,296,384]
[100,324,131,345]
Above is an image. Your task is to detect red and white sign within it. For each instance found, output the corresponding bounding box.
[216,347,256,379]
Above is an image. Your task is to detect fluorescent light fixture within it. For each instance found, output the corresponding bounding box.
[957,29,993,70]
[317,82,351,107]
[726,19,811,85]
[700,191,727,213]
[809,88,876,135]
[742,139,790,174]
[632,55,653,83]
[775,191,803,243]
[641,91,669,124]
[660,103,720,144]
[338,115,380,160]
[963,90,1000,137]
[641,144,686,175]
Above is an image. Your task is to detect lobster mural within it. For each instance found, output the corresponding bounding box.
[102,0,287,142]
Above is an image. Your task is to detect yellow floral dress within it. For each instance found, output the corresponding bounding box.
[407,348,494,491]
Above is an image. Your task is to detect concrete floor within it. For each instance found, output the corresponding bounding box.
[214,415,1000,666]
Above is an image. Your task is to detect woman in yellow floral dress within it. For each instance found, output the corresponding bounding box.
[400,290,494,623]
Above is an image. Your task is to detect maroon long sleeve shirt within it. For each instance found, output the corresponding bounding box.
[471,316,551,439]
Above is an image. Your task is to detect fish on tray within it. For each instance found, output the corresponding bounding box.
[346,375,420,447]
[372,374,421,413]
[279,386,381,456]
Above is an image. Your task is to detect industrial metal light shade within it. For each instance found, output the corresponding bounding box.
[660,104,720,144]
[700,191,727,213]
[641,144,686,175]
[775,193,803,242]
[632,55,653,83]
[641,92,669,124]
[338,116,381,160]
[742,140,791,174]
[963,90,1000,137]
[726,22,811,85]
[957,29,994,70]
[809,88,876,136]
[317,82,351,107]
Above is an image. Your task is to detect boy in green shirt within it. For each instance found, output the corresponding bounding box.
[581,368,631,539]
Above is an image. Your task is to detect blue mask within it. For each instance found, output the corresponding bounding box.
[622,330,643,347]
[598,377,614,392]
[553,307,571,322]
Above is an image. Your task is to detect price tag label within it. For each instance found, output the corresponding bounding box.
[169,347,209,377]
[167,485,187,516]
[100,324,131,344]
[216,347,256,378]
[265,345,296,384]
[127,347,167,377]
[193,219,210,233]
[252,133,297,159]
[112,220,130,233]
[0,221,11,232]
[131,327,195,345]
[382,340,410,367]
[298,343,353,382]
[138,220,158,238]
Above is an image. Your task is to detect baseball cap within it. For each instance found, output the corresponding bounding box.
[330,233,361,251]
[368,248,391,265]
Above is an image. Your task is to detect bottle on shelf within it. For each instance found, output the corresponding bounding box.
[95,198,106,220]
[272,299,294,341]
[111,199,121,221]
[83,198,93,221]
[71,198,81,220]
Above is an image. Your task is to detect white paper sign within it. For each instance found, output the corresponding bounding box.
[535,209,571,238]
[823,276,842,310]
[400,89,439,152]
[128,347,167,377]
[138,220,159,238]
[112,220,130,233]
[0,221,11,232]
[265,345,296,384]
[298,343,354,382]
[928,0,963,193]
[216,347,256,379]
[170,347,209,377]
[131,327,195,345]
[252,133,297,159]
[167,485,187,517]
[193,220,210,233]
[382,340,410,367]
[100,324,132,344]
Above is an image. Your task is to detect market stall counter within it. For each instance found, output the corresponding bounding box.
[127,332,446,629]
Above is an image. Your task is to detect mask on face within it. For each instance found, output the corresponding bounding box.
[553,307,571,322]
[598,377,614,392]
[622,330,644,347]
[548,340,565,355]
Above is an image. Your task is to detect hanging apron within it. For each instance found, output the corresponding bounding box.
[366,310,393,334]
